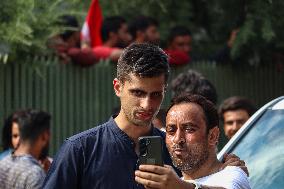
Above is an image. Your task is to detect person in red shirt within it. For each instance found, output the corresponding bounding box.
[48,15,97,66]
[92,16,132,62]
[165,26,192,65]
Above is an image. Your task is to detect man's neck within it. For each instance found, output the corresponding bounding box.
[182,151,223,180]
[14,143,39,160]
[114,112,152,144]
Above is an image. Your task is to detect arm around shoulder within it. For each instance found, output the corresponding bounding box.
[220,166,251,189]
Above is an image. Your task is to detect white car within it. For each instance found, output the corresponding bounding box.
[218,96,284,189]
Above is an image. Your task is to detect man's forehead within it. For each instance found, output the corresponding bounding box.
[224,110,250,119]
[124,73,166,83]
[121,74,165,92]
[167,103,206,120]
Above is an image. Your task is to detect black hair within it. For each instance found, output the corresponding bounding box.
[219,96,256,121]
[12,109,51,143]
[171,69,218,104]
[168,25,191,44]
[129,16,159,39]
[117,43,170,83]
[1,114,13,150]
[101,16,126,42]
[58,15,79,41]
[168,94,219,132]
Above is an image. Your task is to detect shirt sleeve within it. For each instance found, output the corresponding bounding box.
[92,46,115,59]
[42,139,83,189]
[26,167,46,189]
[222,166,251,189]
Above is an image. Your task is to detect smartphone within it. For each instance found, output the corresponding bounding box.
[138,136,164,166]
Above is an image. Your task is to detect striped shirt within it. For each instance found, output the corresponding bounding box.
[0,154,46,189]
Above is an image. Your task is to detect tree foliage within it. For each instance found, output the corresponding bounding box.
[0,0,82,62]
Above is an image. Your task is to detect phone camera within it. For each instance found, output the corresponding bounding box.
[145,139,151,146]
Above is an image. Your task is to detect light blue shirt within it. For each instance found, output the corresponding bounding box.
[0,148,12,160]
[0,154,46,189]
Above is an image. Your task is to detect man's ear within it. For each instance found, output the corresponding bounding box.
[208,126,220,146]
[41,130,50,143]
[113,78,122,97]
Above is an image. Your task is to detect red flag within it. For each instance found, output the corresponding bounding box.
[81,0,103,47]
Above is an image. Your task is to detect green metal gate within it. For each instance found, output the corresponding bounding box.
[1,58,283,155]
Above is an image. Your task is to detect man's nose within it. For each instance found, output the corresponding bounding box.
[140,96,151,110]
[232,122,239,130]
[173,129,185,144]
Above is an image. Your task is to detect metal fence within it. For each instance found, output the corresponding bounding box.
[1,58,283,155]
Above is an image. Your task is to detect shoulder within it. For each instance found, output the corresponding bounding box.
[25,165,45,188]
[67,121,110,144]
[222,166,248,178]
[10,156,45,185]
[26,163,46,178]
[0,155,13,171]
[0,154,11,163]
[0,149,12,160]
[219,166,251,189]
[57,120,114,155]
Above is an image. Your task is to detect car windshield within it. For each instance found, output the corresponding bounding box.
[230,108,284,189]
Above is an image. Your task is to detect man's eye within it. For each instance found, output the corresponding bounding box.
[225,121,234,125]
[152,92,162,98]
[237,120,246,125]
[185,127,196,133]
[132,91,143,96]
[166,126,176,133]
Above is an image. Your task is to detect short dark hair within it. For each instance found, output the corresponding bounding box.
[1,114,13,150]
[171,70,218,104]
[117,43,170,83]
[168,94,219,132]
[168,26,191,44]
[12,109,51,143]
[101,16,126,42]
[58,15,79,41]
[219,96,256,121]
[129,16,159,39]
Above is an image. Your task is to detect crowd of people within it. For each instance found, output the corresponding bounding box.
[50,13,237,66]
[0,43,255,188]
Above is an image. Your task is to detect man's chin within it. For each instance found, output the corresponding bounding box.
[172,159,188,169]
[132,116,153,126]
[132,120,152,127]
[171,154,184,164]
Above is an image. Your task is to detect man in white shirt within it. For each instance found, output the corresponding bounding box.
[135,94,250,189]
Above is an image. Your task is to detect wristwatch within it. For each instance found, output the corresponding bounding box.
[191,182,202,189]
[185,179,202,189]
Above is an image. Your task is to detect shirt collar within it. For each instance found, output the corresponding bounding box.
[108,116,134,144]
[108,116,160,145]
